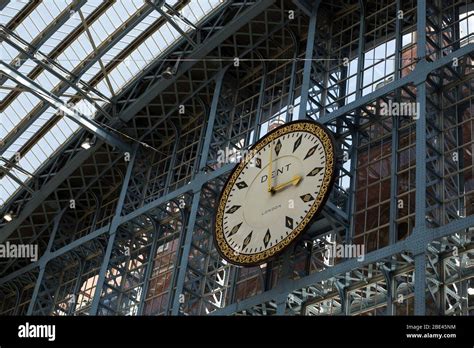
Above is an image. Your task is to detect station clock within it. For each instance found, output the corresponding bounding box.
[214,120,336,266]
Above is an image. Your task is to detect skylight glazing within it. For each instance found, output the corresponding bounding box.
[0,0,224,207]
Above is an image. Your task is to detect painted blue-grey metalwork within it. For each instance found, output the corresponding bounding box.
[0,0,473,317]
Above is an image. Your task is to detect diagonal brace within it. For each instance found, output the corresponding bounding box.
[0,61,131,153]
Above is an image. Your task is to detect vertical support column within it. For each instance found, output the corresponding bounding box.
[275,293,287,315]
[439,257,446,315]
[89,145,138,315]
[252,56,267,144]
[347,0,366,243]
[27,266,46,315]
[382,267,394,315]
[388,124,400,244]
[198,69,226,171]
[340,283,349,315]
[227,265,239,305]
[346,138,359,244]
[414,252,426,315]
[192,98,209,175]
[171,190,201,315]
[137,223,161,315]
[165,123,180,192]
[453,5,465,223]
[27,211,63,315]
[355,0,366,99]
[389,0,402,245]
[412,0,428,315]
[414,0,427,228]
[170,70,225,315]
[67,259,85,315]
[274,249,292,315]
[296,0,320,120]
[285,31,299,122]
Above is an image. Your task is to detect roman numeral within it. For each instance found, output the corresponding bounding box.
[285,216,294,229]
[228,223,242,237]
[304,144,319,160]
[300,193,315,203]
[236,181,248,189]
[263,229,271,248]
[293,135,302,153]
[226,205,241,214]
[274,139,282,156]
[243,231,253,249]
[307,167,323,176]
[255,158,262,168]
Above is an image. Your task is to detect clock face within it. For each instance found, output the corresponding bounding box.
[214,120,336,266]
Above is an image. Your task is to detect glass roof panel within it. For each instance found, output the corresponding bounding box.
[1,1,71,80]
[0,0,225,208]
[0,1,30,26]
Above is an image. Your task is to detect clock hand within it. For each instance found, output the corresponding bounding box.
[272,175,302,192]
[268,140,273,192]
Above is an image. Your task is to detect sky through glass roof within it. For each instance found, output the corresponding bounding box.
[0,0,223,208]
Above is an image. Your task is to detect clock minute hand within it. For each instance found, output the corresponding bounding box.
[268,141,273,192]
[272,175,302,192]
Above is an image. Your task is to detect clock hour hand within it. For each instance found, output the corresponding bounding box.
[271,175,302,192]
